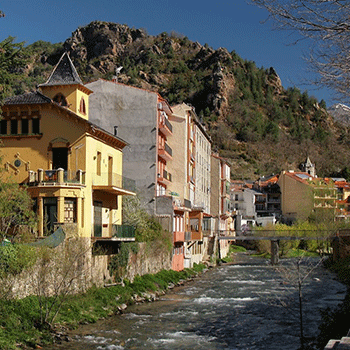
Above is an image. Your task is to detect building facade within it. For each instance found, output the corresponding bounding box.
[1,53,134,239]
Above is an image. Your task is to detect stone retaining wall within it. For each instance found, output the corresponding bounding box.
[4,238,172,299]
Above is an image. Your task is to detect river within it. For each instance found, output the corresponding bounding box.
[48,253,347,350]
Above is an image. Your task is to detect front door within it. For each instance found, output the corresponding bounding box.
[93,201,102,237]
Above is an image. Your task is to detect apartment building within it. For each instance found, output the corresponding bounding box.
[86,79,174,217]
[170,103,212,268]
[211,153,233,257]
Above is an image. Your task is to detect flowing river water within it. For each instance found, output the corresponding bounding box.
[49,253,347,350]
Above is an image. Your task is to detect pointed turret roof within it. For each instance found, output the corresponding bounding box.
[39,52,83,87]
[305,156,313,166]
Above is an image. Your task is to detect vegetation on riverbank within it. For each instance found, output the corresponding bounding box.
[0,263,207,350]
[220,244,247,263]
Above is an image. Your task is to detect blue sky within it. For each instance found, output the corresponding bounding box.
[0,0,336,106]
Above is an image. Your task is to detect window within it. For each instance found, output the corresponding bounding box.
[79,97,86,115]
[21,119,29,134]
[96,151,102,176]
[10,119,18,135]
[0,120,7,135]
[64,198,77,223]
[32,118,40,134]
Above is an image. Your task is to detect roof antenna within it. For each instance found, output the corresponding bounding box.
[113,66,123,82]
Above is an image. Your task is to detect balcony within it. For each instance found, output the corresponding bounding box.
[158,169,172,184]
[174,231,185,242]
[92,173,136,196]
[27,169,85,187]
[173,198,192,211]
[112,225,136,241]
[267,197,281,203]
[159,115,173,136]
[158,142,173,160]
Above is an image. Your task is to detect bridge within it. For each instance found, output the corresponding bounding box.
[216,229,350,265]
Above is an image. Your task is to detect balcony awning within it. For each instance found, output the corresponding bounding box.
[92,185,136,196]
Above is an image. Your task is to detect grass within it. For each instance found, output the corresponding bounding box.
[0,263,207,349]
[252,248,320,259]
[221,244,247,263]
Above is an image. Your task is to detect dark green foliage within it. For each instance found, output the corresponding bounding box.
[0,244,36,275]
[108,242,139,279]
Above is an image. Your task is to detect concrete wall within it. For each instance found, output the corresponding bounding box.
[86,80,158,215]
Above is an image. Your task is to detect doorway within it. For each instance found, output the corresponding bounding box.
[43,197,57,235]
[52,147,68,170]
[93,201,102,237]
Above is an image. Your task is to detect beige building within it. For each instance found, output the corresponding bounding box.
[170,103,212,267]
[278,171,337,222]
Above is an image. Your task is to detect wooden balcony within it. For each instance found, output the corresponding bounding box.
[174,231,185,242]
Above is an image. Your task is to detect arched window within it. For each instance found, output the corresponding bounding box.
[53,93,68,107]
[79,97,86,115]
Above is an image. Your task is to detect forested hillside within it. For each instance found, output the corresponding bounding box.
[4,21,350,179]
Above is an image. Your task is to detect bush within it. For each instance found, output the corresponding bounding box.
[0,244,36,275]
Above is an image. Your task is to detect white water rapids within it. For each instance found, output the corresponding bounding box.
[48,253,347,350]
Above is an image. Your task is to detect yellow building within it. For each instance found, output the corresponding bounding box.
[0,53,134,238]
[278,171,337,222]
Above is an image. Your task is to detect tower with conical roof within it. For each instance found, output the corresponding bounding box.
[38,52,92,120]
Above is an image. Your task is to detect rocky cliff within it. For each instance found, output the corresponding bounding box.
[18,21,350,179]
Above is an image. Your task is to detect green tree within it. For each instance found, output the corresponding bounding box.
[0,37,26,104]
[0,179,37,240]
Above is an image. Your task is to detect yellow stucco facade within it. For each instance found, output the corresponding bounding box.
[0,53,132,238]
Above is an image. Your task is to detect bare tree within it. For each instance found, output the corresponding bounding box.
[250,0,350,102]
[34,236,92,327]
[273,255,325,349]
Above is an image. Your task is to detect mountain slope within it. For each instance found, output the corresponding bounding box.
[13,21,350,179]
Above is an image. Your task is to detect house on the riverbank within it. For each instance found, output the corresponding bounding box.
[0,52,135,239]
